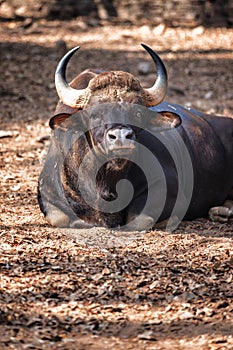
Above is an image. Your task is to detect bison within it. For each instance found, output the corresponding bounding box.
[38,44,233,231]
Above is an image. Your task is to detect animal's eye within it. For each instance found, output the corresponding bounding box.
[136,111,142,119]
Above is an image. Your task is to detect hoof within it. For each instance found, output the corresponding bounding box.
[208,206,233,223]
[126,214,155,231]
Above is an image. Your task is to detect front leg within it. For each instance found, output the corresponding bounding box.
[126,213,155,231]
[70,218,96,228]
[125,214,180,232]
[209,200,233,223]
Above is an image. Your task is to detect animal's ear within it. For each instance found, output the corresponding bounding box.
[49,113,71,130]
[70,69,98,89]
[148,111,181,131]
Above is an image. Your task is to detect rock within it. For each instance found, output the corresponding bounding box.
[205,91,213,99]
[153,23,166,35]
[138,330,157,340]
[138,62,151,75]
[0,130,19,139]
[192,26,205,36]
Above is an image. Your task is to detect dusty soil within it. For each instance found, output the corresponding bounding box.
[0,19,233,349]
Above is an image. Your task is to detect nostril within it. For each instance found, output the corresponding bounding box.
[126,132,134,140]
[108,133,117,140]
[107,127,135,143]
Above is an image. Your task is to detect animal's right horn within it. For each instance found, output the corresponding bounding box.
[55,46,88,108]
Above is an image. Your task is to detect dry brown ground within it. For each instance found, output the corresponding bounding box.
[0,19,233,349]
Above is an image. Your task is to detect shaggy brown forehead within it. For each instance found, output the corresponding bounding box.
[88,71,143,92]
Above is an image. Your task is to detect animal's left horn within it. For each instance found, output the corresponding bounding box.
[55,46,88,108]
[141,43,167,105]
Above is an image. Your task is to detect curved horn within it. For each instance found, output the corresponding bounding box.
[55,46,88,108]
[141,43,167,104]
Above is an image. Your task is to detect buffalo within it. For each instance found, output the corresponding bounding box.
[38,44,233,231]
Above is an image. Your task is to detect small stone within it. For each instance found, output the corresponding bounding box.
[0,130,19,139]
[138,330,157,341]
[205,91,213,99]
[192,26,205,36]
[138,62,151,75]
[153,23,166,35]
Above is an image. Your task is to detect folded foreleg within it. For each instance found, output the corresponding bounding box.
[209,198,233,223]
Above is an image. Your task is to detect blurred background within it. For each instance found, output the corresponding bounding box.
[1,0,232,27]
[0,0,232,124]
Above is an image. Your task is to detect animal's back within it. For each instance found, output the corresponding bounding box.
[150,102,233,219]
